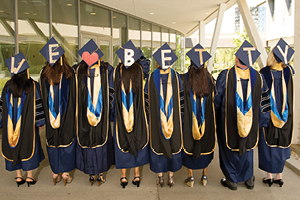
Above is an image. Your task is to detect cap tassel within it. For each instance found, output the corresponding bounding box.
[60,56,63,66]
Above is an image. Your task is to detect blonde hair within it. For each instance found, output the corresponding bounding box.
[267,48,286,68]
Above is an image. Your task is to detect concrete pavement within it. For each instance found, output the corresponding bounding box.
[0,129,300,200]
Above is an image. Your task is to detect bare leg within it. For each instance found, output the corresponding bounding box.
[15,169,22,181]
[168,171,174,187]
[187,168,193,177]
[26,170,34,181]
[275,173,282,180]
[202,168,207,176]
[121,169,127,182]
[133,167,140,181]
[267,172,273,179]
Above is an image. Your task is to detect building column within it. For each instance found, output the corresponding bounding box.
[199,20,205,47]
[293,0,300,144]
[207,3,226,72]
[236,0,267,68]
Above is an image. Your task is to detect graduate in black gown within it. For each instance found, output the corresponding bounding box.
[0,52,45,187]
[75,39,114,186]
[39,37,76,186]
[145,43,183,188]
[215,41,270,190]
[114,41,149,188]
[258,38,295,187]
[182,44,216,187]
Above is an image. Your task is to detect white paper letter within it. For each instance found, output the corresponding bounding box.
[243,47,256,66]
[49,44,59,64]
[161,49,172,69]
[277,45,289,64]
[124,49,135,66]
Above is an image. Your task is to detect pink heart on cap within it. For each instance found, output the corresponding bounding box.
[82,51,99,67]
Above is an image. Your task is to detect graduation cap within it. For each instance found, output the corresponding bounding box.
[116,40,141,68]
[186,44,211,68]
[272,38,294,65]
[78,39,104,67]
[235,40,260,68]
[152,43,178,70]
[5,52,30,76]
[40,37,65,66]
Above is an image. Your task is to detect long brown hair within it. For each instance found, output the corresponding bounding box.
[267,48,286,69]
[42,54,72,85]
[120,62,142,94]
[187,64,213,99]
[7,70,33,97]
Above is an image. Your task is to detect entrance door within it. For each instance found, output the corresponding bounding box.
[81,32,112,64]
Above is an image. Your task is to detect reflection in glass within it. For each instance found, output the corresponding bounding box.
[0,0,14,90]
[176,34,182,72]
[162,28,169,44]
[141,21,151,59]
[52,0,78,66]
[170,30,176,52]
[18,0,49,79]
[113,12,127,67]
[129,17,140,49]
[80,2,111,36]
[152,25,161,70]
[152,25,161,52]
[100,40,110,63]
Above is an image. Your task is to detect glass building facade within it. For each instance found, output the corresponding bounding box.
[0,0,185,89]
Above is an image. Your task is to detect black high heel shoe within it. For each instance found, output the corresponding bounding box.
[15,177,25,187]
[273,179,284,187]
[262,178,273,187]
[120,177,128,189]
[167,176,174,188]
[157,176,164,188]
[97,174,105,186]
[26,177,36,187]
[89,174,96,186]
[132,176,140,187]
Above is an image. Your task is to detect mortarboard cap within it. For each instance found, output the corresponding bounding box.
[235,40,260,68]
[78,39,104,67]
[186,44,211,68]
[272,38,295,65]
[5,52,30,75]
[116,40,141,68]
[152,43,177,70]
[40,37,65,66]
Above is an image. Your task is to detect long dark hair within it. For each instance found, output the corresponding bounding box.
[186,64,213,99]
[42,54,72,85]
[120,62,142,94]
[7,70,33,97]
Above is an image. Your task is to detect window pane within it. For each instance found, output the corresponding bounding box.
[129,17,140,49]
[0,0,14,90]
[141,21,151,59]
[162,28,169,44]
[176,33,182,71]
[80,2,111,36]
[152,25,161,52]
[52,0,78,66]
[170,30,176,51]
[113,12,127,66]
[18,0,49,79]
